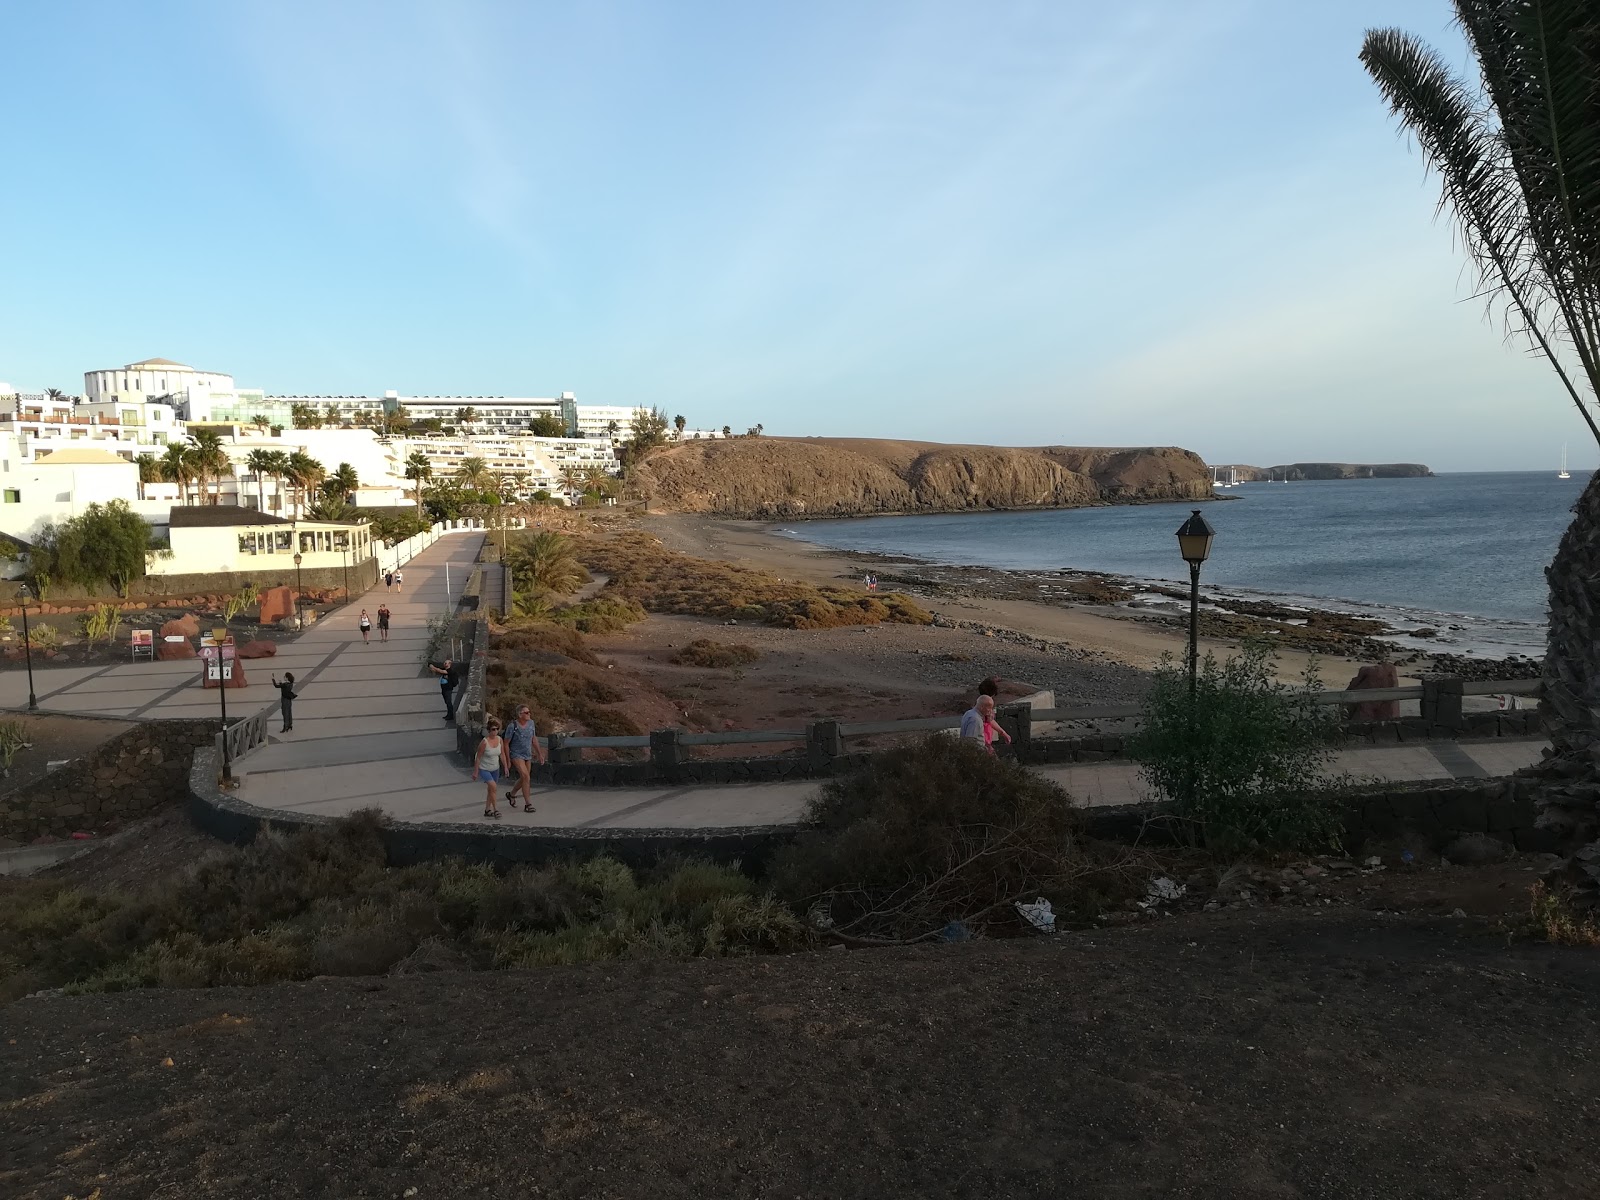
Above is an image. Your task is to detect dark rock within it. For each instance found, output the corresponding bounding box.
[1442,833,1511,865]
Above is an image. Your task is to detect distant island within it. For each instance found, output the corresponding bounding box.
[636,437,1214,518]
[1220,463,1433,481]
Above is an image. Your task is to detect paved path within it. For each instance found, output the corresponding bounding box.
[0,539,1551,831]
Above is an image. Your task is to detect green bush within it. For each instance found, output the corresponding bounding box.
[1127,641,1347,854]
[671,639,759,669]
[770,735,1086,940]
[550,596,646,634]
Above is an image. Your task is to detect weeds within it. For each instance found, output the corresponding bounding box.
[0,720,28,772]
[671,639,759,669]
[550,596,646,634]
[0,811,811,999]
[1529,881,1600,945]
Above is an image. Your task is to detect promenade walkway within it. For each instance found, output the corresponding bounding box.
[0,538,1550,832]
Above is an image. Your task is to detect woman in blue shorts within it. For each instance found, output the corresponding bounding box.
[474,718,508,819]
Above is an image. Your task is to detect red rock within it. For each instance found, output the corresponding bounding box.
[258,585,294,626]
[161,614,201,639]
[236,640,277,659]
[1346,662,1401,721]
[156,639,196,661]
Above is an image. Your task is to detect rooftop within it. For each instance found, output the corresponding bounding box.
[34,448,134,466]
[127,358,191,369]
[168,506,291,529]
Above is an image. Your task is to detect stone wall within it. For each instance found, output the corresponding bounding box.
[0,718,221,841]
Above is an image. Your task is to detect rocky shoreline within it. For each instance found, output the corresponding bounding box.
[821,549,1542,679]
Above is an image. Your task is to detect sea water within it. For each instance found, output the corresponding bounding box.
[780,472,1590,658]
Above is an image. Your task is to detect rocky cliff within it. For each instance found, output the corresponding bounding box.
[1225,463,1434,481]
[634,437,1213,519]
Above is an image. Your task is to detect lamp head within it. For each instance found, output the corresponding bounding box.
[292,552,303,566]
[14,581,33,604]
[1175,509,1216,565]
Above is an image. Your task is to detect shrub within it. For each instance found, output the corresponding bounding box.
[0,719,27,771]
[79,603,121,644]
[671,639,759,669]
[26,624,61,651]
[770,736,1087,940]
[1127,641,1347,854]
[507,530,588,595]
[550,596,646,634]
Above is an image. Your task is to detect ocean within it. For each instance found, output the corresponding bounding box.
[779,472,1591,659]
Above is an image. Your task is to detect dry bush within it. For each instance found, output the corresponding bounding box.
[486,658,642,737]
[0,814,808,997]
[573,530,933,629]
[771,736,1136,941]
[493,623,599,666]
[551,596,646,634]
[671,639,759,669]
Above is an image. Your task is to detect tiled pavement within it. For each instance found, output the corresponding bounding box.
[0,541,1550,830]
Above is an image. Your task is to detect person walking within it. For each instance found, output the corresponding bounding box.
[376,603,391,642]
[982,698,1013,755]
[384,570,393,590]
[270,671,297,733]
[429,657,466,721]
[474,717,509,819]
[358,608,372,645]
[504,704,546,811]
[393,569,404,592]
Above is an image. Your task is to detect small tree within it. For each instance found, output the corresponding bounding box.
[529,413,567,437]
[507,531,587,596]
[34,500,151,596]
[1128,641,1347,854]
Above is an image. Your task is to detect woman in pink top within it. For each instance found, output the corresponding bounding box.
[982,699,1012,755]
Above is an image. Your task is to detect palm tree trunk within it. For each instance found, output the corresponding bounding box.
[1535,471,1600,896]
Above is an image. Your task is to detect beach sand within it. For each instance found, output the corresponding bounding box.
[643,513,1399,685]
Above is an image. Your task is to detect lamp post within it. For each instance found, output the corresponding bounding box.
[14,582,37,711]
[340,544,350,601]
[1174,509,1217,704]
[292,551,304,630]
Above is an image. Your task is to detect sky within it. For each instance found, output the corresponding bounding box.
[0,0,1587,472]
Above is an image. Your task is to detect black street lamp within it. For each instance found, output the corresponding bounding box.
[1175,510,1217,704]
[292,551,304,630]
[14,582,37,711]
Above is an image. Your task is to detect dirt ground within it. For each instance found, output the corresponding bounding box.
[580,612,1151,737]
[1,906,1595,1200]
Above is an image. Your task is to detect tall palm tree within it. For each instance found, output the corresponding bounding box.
[186,430,230,505]
[605,419,620,441]
[284,451,325,519]
[457,405,478,433]
[455,455,492,491]
[161,442,195,505]
[1361,4,1600,894]
[558,465,585,500]
[245,448,277,512]
[262,449,292,515]
[674,414,687,439]
[404,451,432,513]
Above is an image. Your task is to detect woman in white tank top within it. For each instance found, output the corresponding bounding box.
[474,719,508,818]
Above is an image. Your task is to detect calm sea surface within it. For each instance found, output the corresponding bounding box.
[780,472,1591,657]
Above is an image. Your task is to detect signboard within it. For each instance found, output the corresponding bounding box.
[199,643,235,682]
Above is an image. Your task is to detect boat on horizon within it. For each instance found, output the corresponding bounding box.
[1559,442,1571,480]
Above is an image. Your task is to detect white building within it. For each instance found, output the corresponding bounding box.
[0,393,182,456]
[0,442,156,548]
[84,358,233,406]
[153,506,374,581]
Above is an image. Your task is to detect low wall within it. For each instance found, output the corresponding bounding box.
[187,746,793,873]
[1,718,221,841]
[0,560,381,615]
[1082,774,1562,856]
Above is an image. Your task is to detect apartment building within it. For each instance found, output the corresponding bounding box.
[0,393,182,455]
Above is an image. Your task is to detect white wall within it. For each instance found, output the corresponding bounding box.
[0,456,141,544]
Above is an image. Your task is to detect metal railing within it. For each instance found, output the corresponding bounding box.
[214,708,271,769]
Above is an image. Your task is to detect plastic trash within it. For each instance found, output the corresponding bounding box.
[1147,877,1186,902]
[1013,900,1055,933]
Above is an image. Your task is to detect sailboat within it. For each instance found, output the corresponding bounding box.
[1559,443,1571,480]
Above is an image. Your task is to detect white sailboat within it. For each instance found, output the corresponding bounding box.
[1559,443,1571,480]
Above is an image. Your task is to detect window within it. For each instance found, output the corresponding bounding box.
[238,534,257,555]
[2,489,17,503]
[274,530,292,551]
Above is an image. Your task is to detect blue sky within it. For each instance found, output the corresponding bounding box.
[0,0,1585,471]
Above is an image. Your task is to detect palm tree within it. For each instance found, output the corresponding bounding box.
[457,405,478,433]
[507,531,587,596]
[492,471,527,503]
[404,451,433,513]
[160,442,195,505]
[558,465,584,501]
[327,461,359,502]
[455,456,492,491]
[721,425,732,438]
[262,449,291,514]
[283,451,325,519]
[44,388,64,402]
[245,448,276,512]
[135,453,163,500]
[187,430,231,505]
[1361,5,1600,894]
[605,419,620,441]
[674,414,687,439]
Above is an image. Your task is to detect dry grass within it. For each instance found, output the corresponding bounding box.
[670,639,760,669]
[574,529,933,629]
[1529,880,1600,945]
[485,657,642,737]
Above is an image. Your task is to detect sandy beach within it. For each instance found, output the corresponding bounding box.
[642,513,1406,686]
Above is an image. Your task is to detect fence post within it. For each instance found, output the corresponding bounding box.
[1421,676,1465,730]
[650,729,682,782]
[806,719,843,771]
[997,702,1032,759]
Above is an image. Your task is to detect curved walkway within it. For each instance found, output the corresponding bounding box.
[1,538,1550,832]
